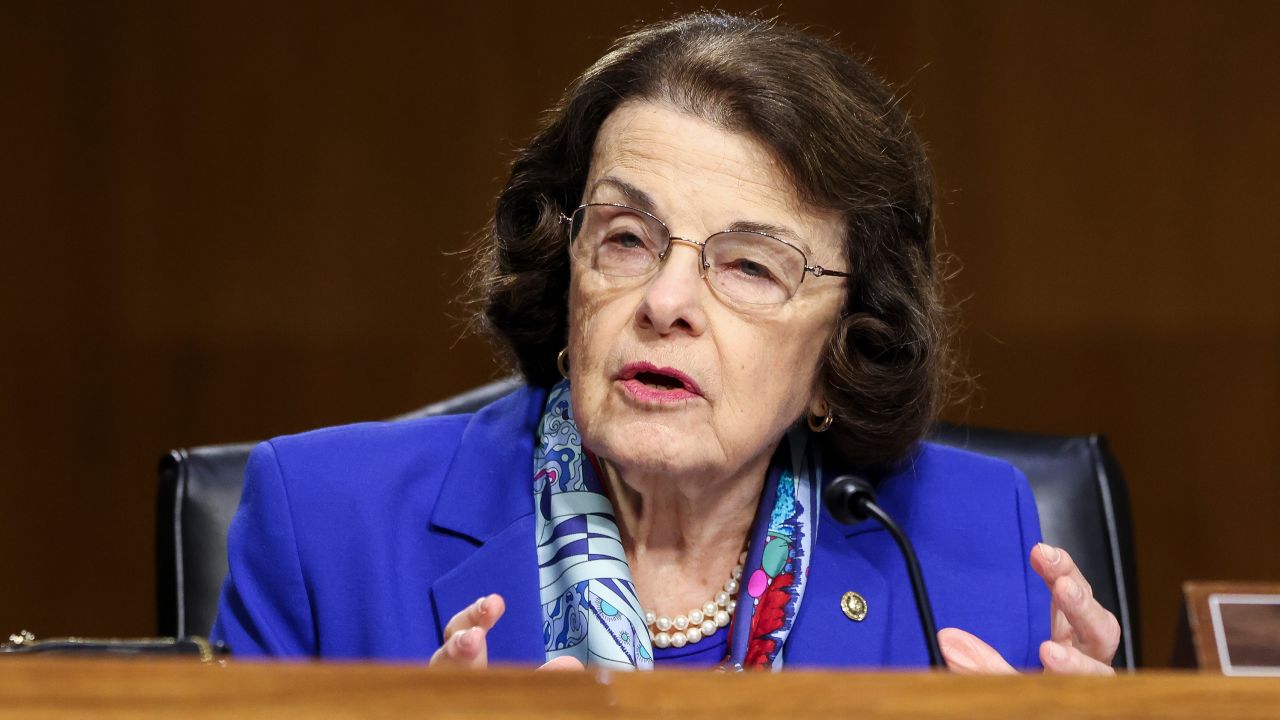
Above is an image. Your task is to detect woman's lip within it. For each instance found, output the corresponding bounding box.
[617,378,701,404]
[615,361,704,396]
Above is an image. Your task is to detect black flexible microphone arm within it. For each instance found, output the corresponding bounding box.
[824,474,945,668]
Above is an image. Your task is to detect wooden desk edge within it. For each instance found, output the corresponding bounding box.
[2,658,1279,719]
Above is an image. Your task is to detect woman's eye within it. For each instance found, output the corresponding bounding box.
[727,258,776,281]
[606,231,646,249]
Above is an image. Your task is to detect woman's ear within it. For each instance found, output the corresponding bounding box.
[808,397,829,418]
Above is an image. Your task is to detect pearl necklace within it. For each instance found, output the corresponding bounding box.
[645,552,745,649]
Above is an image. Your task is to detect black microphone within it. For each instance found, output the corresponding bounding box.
[823,474,944,668]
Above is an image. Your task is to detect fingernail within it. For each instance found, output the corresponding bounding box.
[457,628,479,653]
[1039,543,1061,564]
[474,596,488,616]
[449,630,467,656]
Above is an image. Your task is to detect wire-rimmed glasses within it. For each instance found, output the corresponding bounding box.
[562,203,849,306]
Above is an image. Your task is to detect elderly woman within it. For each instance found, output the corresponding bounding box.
[211,13,1120,673]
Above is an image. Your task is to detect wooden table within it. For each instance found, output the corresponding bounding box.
[3,658,1280,719]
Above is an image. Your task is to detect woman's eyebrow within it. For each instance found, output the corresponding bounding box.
[591,176,812,254]
[726,220,810,255]
[589,177,657,213]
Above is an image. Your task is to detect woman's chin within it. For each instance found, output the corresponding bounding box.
[589,423,720,480]
[573,384,731,478]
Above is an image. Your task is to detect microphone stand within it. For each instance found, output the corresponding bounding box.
[824,474,944,668]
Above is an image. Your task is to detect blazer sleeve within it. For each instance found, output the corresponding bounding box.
[1014,464,1053,668]
[209,440,317,657]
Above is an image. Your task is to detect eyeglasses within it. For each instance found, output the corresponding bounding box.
[562,203,849,307]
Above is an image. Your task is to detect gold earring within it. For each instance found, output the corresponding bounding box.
[808,402,834,433]
[557,348,570,379]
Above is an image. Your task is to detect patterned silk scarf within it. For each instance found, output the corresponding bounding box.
[534,380,821,670]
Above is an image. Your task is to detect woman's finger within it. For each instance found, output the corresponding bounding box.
[443,594,506,639]
[428,626,489,669]
[1031,543,1119,664]
[1051,574,1121,662]
[430,594,506,669]
[1035,543,1078,647]
[1050,606,1072,646]
[937,627,1017,674]
[1030,544,1092,598]
[1041,640,1116,676]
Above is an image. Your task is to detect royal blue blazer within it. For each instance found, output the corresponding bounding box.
[211,385,1051,668]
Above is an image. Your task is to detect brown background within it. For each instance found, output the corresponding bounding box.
[2,0,1277,666]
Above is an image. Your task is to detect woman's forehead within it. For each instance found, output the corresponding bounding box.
[586,101,846,260]
[589,102,786,200]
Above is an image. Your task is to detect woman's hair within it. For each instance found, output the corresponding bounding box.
[469,12,955,471]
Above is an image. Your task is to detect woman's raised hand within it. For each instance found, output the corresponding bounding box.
[938,543,1120,675]
[428,594,584,671]
[428,593,504,669]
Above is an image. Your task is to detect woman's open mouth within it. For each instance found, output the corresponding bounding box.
[616,362,703,403]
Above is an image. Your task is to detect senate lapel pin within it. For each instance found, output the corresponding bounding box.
[840,591,868,622]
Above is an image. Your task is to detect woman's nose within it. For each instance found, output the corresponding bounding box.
[634,241,708,336]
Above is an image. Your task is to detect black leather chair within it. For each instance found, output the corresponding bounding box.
[930,423,1140,669]
[156,378,1139,668]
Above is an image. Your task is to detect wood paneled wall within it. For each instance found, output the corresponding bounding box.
[2,0,1276,666]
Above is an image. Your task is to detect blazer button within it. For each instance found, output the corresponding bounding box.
[841,591,868,622]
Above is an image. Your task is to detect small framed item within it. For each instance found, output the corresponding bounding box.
[1183,582,1280,676]
[0,631,224,662]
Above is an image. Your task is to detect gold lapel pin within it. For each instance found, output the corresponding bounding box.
[840,591,868,622]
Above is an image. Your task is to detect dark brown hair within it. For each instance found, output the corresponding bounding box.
[470,12,953,471]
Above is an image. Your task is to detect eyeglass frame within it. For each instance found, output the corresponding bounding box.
[559,202,851,305]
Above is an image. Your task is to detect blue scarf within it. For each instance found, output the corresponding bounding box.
[534,380,821,670]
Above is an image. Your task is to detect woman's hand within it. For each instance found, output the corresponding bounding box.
[938,543,1120,675]
[428,594,584,671]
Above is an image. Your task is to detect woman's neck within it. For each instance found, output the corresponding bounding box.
[599,456,768,618]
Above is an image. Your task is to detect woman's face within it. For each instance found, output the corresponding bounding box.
[567,100,847,487]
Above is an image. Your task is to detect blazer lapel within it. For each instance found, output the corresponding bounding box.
[428,514,546,664]
[786,449,942,668]
[426,385,550,665]
[783,511,890,668]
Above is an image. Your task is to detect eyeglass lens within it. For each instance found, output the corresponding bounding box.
[568,204,806,306]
